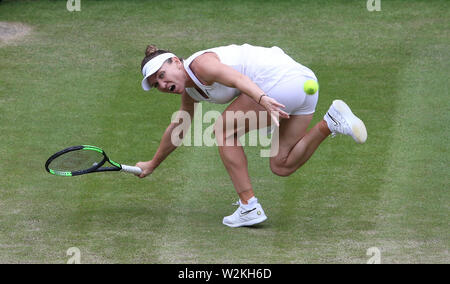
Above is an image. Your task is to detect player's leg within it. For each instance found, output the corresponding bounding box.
[215,93,271,227]
[269,80,367,176]
[215,93,270,204]
[269,114,330,177]
[261,75,325,176]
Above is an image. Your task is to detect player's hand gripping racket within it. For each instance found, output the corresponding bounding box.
[45,145,142,177]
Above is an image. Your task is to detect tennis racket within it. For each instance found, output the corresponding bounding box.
[45,145,142,177]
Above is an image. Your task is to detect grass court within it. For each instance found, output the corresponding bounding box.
[0,0,448,263]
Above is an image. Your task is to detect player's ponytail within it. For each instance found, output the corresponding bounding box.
[145,44,159,57]
[140,44,171,71]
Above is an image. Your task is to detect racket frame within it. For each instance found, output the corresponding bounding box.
[45,145,129,177]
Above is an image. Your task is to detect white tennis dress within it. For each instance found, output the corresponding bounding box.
[184,44,319,115]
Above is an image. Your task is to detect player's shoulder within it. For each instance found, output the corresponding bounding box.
[189,53,222,84]
[190,52,220,70]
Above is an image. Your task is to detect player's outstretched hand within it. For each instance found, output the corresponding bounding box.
[135,161,155,178]
[259,96,289,126]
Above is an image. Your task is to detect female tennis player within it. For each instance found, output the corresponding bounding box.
[135,44,367,228]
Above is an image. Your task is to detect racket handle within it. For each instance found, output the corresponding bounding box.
[121,164,143,175]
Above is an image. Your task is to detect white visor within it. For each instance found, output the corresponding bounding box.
[141,53,176,91]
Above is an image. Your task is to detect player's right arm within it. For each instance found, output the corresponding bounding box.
[136,92,196,178]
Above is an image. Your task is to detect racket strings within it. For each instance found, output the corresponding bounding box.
[47,150,104,172]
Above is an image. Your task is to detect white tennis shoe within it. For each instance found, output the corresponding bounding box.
[222,199,267,228]
[324,100,367,144]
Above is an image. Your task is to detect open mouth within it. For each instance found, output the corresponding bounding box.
[169,85,176,92]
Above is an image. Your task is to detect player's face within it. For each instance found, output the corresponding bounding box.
[147,58,186,94]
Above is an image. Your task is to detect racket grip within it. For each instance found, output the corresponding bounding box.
[121,164,143,175]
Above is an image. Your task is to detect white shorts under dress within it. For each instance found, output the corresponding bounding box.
[184,44,318,115]
[265,70,318,115]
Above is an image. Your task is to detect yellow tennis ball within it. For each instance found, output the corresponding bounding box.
[304,80,319,95]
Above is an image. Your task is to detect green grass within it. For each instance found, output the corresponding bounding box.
[0,0,449,263]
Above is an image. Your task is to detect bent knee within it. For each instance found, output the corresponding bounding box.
[270,161,295,177]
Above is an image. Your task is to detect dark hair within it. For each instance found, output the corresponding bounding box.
[140,44,173,71]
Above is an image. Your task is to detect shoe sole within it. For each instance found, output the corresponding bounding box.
[222,215,268,228]
[332,100,367,144]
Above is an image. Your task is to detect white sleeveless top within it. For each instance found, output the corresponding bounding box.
[183,44,315,104]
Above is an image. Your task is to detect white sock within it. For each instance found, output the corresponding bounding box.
[240,197,258,209]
